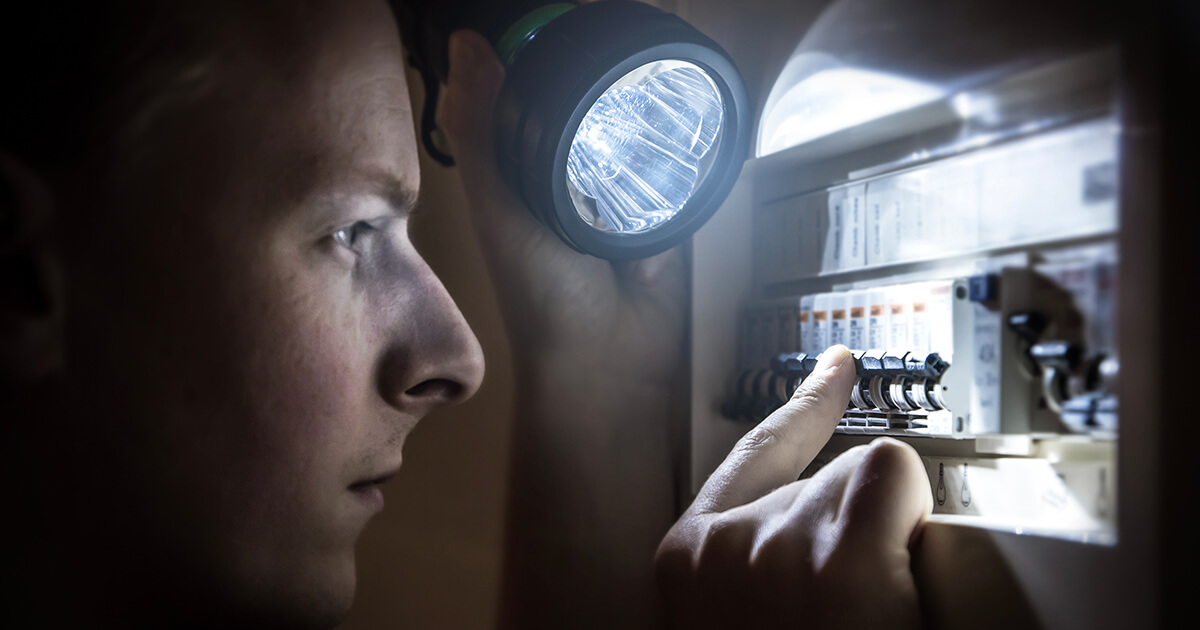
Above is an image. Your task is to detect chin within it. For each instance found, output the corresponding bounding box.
[231,551,359,630]
[292,558,359,629]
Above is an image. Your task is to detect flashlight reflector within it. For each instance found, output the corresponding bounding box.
[566,61,725,234]
[487,0,750,259]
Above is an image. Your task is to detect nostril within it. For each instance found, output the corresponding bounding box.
[404,378,465,403]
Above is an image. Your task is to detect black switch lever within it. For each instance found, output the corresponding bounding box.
[1007,311,1048,379]
[905,352,950,379]
[1030,341,1082,371]
[1007,311,1047,346]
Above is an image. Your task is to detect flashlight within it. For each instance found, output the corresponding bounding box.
[395,0,751,260]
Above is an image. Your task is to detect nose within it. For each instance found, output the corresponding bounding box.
[376,251,485,417]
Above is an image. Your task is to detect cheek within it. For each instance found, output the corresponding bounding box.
[234,251,376,480]
[60,210,382,605]
[207,244,381,589]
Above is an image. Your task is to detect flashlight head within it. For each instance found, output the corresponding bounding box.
[494,0,751,260]
[565,59,725,236]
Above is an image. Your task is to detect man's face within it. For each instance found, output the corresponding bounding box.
[54,0,484,624]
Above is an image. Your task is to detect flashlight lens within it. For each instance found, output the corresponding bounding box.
[566,60,725,235]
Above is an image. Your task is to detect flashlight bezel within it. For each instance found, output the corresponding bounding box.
[494,0,751,260]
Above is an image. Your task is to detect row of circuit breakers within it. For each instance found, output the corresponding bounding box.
[723,349,952,431]
[723,261,1119,436]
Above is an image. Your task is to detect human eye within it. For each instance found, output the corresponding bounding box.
[331,220,381,255]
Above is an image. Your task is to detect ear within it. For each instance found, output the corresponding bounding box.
[0,151,64,388]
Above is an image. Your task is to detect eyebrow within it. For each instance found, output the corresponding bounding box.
[375,172,421,218]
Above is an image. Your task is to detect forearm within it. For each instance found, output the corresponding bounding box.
[500,357,683,628]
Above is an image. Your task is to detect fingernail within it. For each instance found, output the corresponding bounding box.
[816,345,851,374]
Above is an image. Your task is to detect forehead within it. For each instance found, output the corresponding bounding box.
[109,0,419,217]
[249,0,419,205]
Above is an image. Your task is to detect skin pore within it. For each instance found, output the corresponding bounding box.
[2,0,482,627]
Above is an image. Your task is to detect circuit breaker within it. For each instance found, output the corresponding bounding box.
[691,49,1121,545]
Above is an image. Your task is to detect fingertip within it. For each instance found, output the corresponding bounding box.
[862,436,918,469]
[795,346,854,401]
[815,345,853,376]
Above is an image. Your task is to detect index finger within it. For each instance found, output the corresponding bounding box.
[693,345,855,514]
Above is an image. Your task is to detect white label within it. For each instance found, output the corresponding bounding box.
[799,294,815,354]
[828,293,849,347]
[887,286,911,349]
[823,188,845,272]
[866,178,892,265]
[811,293,832,352]
[847,290,868,351]
[928,281,956,360]
[970,303,1002,434]
[867,289,890,350]
[842,185,867,269]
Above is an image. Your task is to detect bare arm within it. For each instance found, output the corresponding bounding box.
[437,30,684,627]
[437,30,932,628]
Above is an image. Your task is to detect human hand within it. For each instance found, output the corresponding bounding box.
[435,29,686,385]
[655,346,933,628]
[435,29,689,625]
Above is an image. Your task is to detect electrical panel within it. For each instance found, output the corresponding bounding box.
[692,49,1120,544]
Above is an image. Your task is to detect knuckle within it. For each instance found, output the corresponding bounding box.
[809,520,870,582]
[840,438,929,519]
[748,529,809,583]
[655,515,753,579]
[654,531,694,581]
[738,424,784,453]
[858,437,923,480]
[694,515,753,576]
[733,424,808,482]
[788,378,829,408]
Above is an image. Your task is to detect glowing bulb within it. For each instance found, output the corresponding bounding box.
[566,60,725,234]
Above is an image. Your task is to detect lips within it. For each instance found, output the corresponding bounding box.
[349,468,399,511]
[349,482,385,511]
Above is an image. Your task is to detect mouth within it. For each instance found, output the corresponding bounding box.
[348,469,398,511]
